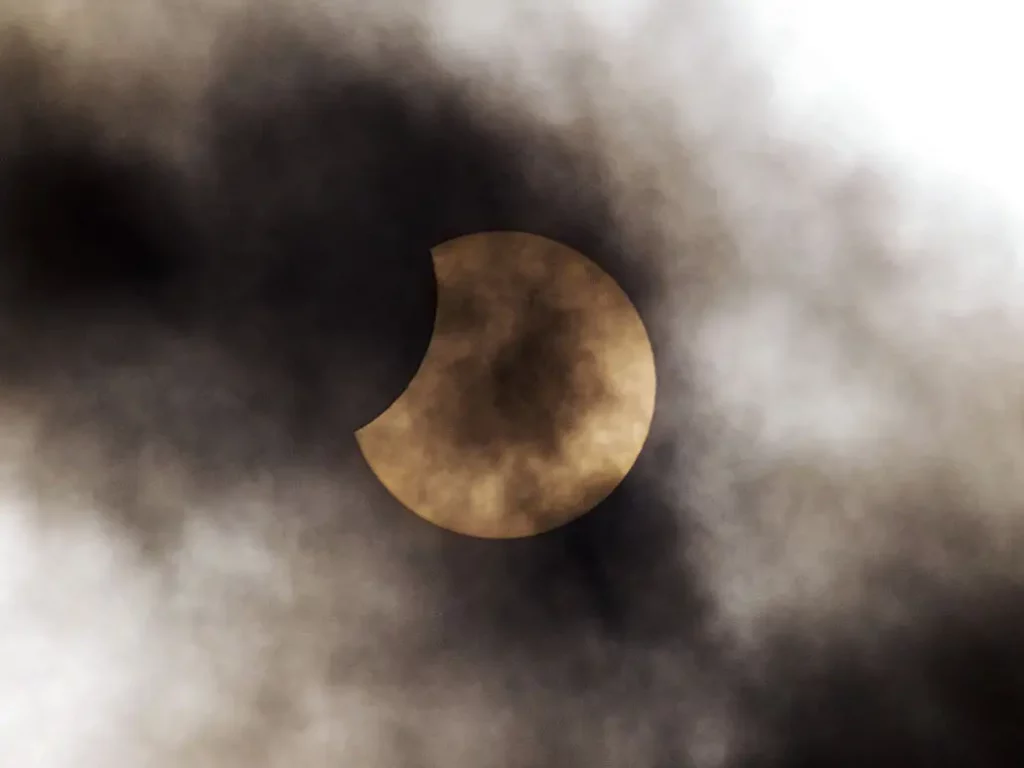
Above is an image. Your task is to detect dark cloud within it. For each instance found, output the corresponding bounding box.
[2,13,1020,768]
[0,19,708,768]
[739,579,1024,768]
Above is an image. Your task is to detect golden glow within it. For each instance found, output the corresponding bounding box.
[355,231,656,539]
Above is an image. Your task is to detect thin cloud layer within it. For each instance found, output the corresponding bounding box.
[1,1,1023,766]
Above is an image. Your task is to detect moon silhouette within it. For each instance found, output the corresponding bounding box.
[355,231,656,539]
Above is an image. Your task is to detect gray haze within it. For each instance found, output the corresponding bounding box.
[1,1,1023,766]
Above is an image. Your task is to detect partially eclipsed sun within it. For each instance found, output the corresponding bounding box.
[355,231,656,539]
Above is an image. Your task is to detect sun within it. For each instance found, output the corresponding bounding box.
[355,231,657,539]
